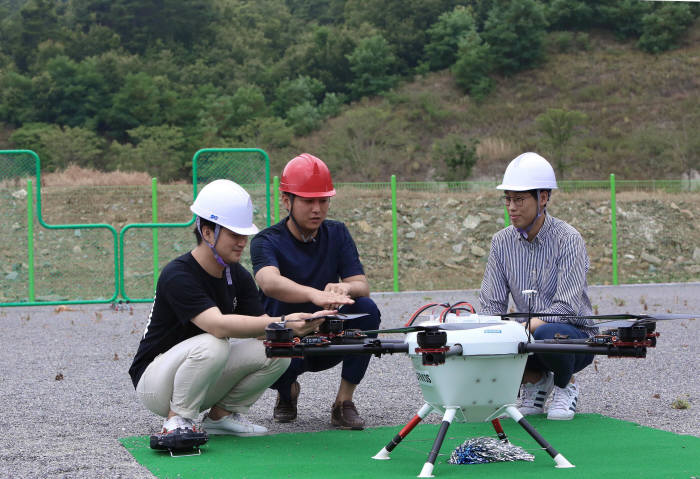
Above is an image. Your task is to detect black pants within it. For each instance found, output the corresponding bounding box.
[272,296,381,401]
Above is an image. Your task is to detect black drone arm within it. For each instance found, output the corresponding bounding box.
[518,341,647,358]
[265,339,410,358]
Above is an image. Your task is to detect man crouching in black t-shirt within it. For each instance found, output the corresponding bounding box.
[129,179,332,448]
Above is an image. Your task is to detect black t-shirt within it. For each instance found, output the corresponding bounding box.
[128,252,264,388]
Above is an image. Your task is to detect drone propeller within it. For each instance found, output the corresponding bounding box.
[502,312,697,322]
[282,312,370,323]
[362,323,496,335]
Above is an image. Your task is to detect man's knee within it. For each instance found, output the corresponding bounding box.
[189,333,230,369]
[532,323,578,341]
[347,296,381,329]
[267,357,291,376]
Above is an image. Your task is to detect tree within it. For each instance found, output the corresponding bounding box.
[347,35,397,99]
[107,125,186,180]
[596,0,653,39]
[545,0,595,31]
[424,5,477,71]
[73,0,215,54]
[11,0,61,71]
[637,3,694,54]
[290,25,355,94]
[42,56,109,129]
[106,72,176,137]
[482,0,548,75]
[344,0,459,70]
[0,71,36,125]
[535,108,587,180]
[9,123,105,171]
[452,30,494,100]
[273,76,325,116]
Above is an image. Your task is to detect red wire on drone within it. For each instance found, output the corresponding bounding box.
[438,301,476,322]
[405,303,441,327]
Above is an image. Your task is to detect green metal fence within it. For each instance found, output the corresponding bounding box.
[0,148,270,306]
[0,147,697,306]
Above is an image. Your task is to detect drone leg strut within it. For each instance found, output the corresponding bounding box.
[418,407,457,478]
[491,418,508,442]
[504,406,574,468]
[373,403,433,460]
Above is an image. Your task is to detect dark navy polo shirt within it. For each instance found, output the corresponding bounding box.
[250,218,365,316]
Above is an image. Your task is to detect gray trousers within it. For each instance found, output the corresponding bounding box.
[136,333,289,420]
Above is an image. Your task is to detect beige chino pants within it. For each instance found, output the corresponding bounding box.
[136,333,289,420]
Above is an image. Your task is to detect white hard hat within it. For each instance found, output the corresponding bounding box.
[190,179,259,236]
[497,152,558,191]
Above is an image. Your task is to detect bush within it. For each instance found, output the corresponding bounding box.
[286,101,321,136]
[9,123,106,171]
[432,134,479,181]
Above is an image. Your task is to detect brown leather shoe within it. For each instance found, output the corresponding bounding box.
[273,381,300,423]
[331,400,365,430]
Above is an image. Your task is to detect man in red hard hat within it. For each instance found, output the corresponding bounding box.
[251,153,381,430]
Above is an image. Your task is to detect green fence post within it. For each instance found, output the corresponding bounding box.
[610,173,618,285]
[152,177,159,293]
[504,205,510,227]
[391,175,399,292]
[27,178,35,302]
[273,175,280,223]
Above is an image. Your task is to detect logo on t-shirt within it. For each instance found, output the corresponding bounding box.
[232,296,238,311]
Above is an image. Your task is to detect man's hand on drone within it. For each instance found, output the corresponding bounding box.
[310,288,354,310]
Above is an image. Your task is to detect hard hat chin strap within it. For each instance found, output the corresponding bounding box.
[287,194,316,243]
[196,217,233,285]
[515,190,546,241]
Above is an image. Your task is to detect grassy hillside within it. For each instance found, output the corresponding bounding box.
[274,24,700,182]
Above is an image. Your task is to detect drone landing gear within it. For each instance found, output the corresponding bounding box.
[418,407,457,478]
[372,403,460,478]
[499,405,574,469]
[373,403,434,461]
[373,404,574,477]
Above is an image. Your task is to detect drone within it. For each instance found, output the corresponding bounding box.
[265,302,697,477]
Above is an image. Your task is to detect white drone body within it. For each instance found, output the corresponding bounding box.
[374,313,574,477]
[406,314,529,423]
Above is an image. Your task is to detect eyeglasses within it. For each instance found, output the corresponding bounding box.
[502,195,528,207]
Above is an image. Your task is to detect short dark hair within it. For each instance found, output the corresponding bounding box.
[528,189,552,201]
[193,217,218,244]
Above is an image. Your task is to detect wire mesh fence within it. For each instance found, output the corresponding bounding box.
[1,148,698,305]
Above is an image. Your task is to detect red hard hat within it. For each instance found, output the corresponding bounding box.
[280,153,336,197]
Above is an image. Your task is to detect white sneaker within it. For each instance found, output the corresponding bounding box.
[518,371,554,415]
[547,382,579,420]
[162,415,196,433]
[202,412,268,436]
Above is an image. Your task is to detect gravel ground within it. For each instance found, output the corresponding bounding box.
[1,282,698,479]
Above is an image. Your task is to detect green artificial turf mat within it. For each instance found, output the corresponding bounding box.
[121,414,700,478]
